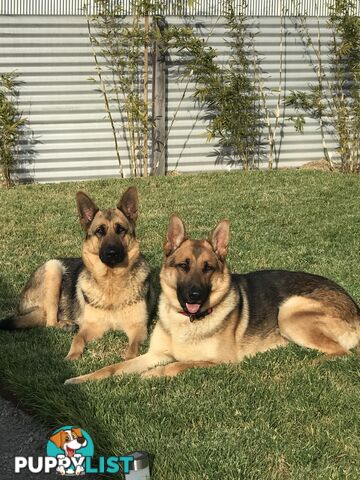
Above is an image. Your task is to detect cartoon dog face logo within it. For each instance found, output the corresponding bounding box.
[49,427,88,475]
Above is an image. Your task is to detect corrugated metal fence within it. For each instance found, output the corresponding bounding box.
[0,2,352,182]
[2,0,360,16]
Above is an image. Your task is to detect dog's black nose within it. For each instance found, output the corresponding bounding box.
[77,436,86,445]
[103,248,120,263]
[188,287,201,302]
[106,248,117,258]
[100,242,125,266]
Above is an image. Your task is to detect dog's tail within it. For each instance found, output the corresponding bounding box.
[0,307,46,330]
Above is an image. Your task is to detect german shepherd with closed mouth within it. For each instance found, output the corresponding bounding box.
[65,214,360,384]
[0,187,152,361]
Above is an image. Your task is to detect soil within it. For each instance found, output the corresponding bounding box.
[298,159,334,171]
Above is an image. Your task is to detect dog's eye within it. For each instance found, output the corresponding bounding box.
[203,262,214,273]
[177,262,190,272]
[114,223,126,235]
[95,225,106,237]
[65,435,70,442]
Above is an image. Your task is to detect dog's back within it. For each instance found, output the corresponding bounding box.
[234,269,360,336]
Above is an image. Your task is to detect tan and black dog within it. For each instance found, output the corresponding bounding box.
[0,187,153,361]
[65,214,360,383]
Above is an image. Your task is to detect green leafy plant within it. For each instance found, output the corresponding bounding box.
[86,0,154,177]
[86,0,204,177]
[178,0,261,170]
[87,0,268,174]
[253,3,287,170]
[287,0,360,172]
[0,72,28,187]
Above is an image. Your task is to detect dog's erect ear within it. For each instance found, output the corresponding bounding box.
[209,219,230,260]
[164,214,187,256]
[76,192,99,230]
[49,430,66,450]
[117,187,139,223]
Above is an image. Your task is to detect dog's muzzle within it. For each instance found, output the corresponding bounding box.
[100,244,125,267]
[77,436,86,445]
[177,283,211,319]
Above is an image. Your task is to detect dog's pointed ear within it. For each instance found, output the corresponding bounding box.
[209,219,230,260]
[76,192,99,230]
[117,186,139,223]
[164,214,187,256]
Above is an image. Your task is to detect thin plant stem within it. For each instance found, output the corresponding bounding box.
[86,16,124,177]
[143,13,150,177]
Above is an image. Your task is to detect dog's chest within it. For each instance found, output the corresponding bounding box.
[171,334,223,362]
[166,316,236,363]
[79,272,142,310]
[78,301,143,331]
[76,274,146,330]
[159,296,238,362]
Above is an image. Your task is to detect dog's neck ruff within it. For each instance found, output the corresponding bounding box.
[178,308,213,322]
[82,290,100,309]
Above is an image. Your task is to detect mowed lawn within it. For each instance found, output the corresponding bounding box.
[0,171,359,479]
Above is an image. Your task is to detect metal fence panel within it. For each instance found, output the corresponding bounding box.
[1,0,359,16]
[0,14,341,182]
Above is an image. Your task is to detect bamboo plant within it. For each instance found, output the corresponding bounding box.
[287,0,360,172]
[0,72,28,187]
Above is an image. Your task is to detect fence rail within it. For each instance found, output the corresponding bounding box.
[1,0,360,16]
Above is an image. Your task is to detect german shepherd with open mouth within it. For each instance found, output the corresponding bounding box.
[65,214,360,384]
[0,187,152,361]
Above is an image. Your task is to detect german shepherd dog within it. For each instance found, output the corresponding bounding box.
[65,215,360,384]
[0,187,152,361]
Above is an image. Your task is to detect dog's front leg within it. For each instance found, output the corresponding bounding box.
[123,321,148,361]
[65,321,108,361]
[75,465,84,475]
[64,351,173,384]
[142,361,217,378]
[117,301,149,360]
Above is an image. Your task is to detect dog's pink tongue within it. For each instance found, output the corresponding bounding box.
[66,447,75,458]
[186,303,201,314]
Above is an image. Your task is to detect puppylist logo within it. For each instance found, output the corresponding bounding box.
[15,425,133,476]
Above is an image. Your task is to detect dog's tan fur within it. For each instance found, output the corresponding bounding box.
[1,187,153,362]
[65,215,360,384]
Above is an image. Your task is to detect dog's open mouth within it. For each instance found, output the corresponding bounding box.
[65,446,75,457]
[185,303,201,314]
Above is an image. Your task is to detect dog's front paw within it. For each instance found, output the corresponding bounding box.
[124,351,137,361]
[59,322,78,333]
[142,366,166,378]
[56,466,66,475]
[64,373,91,385]
[64,376,81,385]
[65,352,82,361]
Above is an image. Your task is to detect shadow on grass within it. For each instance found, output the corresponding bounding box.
[0,271,161,479]
[0,274,17,315]
[0,326,135,478]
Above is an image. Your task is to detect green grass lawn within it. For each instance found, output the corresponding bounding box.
[0,171,359,479]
